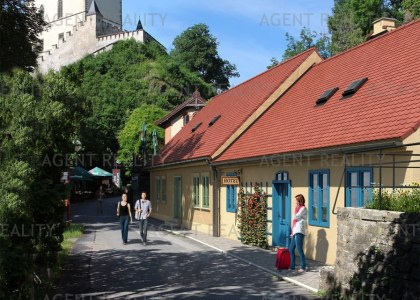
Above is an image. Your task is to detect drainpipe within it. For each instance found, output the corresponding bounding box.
[211,165,220,237]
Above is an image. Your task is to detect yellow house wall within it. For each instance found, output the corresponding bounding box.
[403,128,420,183]
[150,163,213,234]
[218,146,419,265]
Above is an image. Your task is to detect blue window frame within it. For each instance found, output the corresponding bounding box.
[226,172,237,212]
[308,170,330,227]
[226,185,237,212]
[345,167,373,207]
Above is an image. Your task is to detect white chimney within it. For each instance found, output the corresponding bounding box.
[372,17,397,37]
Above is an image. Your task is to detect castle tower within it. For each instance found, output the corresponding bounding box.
[35,0,162,74]
[35,0,122,52]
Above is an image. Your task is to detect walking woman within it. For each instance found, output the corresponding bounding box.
[289,194,307,272]
[117,193,132,245]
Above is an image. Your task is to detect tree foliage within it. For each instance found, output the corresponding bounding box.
[282,28,331,61]
[61,40,212,163]
[0,0,46,72]
[328,0,419,54]
[272,0,419,65]
[170,23,239,91]
[0,70,83,297]
[117,104,166,171]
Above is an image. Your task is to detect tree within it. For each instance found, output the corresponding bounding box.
[402,0,420,21]
[0,69,83,297]
[327,0,416,54]
[268,28,331,67]
[0,0,46,72]
[61,40,212,163]
[170,23,239,91]
[282,28,331,61]
[117,104,166,173]
[266,57,280,69]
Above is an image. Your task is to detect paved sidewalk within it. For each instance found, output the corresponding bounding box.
[160,225,327,293]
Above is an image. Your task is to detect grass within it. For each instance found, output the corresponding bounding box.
[58,223,84,265]
[35,223,84,298]
[366,184,420,213]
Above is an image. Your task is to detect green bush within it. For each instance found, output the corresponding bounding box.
[366,183,420,212]
[238,183,268,249]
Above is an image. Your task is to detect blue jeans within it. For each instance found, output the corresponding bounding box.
[289,233,306,270]
[120,215,129,243]
[139,218,148,242]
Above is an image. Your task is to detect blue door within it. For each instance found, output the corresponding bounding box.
[272,180,291,247]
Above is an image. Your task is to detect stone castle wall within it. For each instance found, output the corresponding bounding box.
[320,207,420,299]
[37,14,146,74]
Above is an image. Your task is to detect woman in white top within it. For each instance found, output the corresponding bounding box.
[289,194,307,272]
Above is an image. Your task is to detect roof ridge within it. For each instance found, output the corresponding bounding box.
[216,47,317,96]
[315,18,420,67]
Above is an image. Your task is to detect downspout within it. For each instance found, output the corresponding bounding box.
[211,164,220,237]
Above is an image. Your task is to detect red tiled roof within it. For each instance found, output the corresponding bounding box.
[153,48,318,165]
[215,19,420,163]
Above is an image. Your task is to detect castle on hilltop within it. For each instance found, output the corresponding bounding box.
[36,0,160,74]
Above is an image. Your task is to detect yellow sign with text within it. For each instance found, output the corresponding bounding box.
[221,176,240,186]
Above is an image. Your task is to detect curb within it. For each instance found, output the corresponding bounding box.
[162,228,318,294]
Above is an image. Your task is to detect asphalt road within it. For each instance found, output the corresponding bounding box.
[49,196,317,300]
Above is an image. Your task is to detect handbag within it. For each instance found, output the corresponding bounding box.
[135,210,140,220]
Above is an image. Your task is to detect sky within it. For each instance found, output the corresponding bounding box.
[121,0,334,87]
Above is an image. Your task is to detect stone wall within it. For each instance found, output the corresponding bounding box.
[37,14,145,74]
[320,207,420,299]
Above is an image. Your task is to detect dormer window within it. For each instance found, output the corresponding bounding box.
[183,114,190,126]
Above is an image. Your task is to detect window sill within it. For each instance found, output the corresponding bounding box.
[194,207,210,212]
[308,221,330,228]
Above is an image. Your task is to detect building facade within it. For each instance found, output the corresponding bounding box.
[150,19,420,265]
[35,0,158,74]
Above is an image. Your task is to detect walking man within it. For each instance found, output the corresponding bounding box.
[135,192,152,245]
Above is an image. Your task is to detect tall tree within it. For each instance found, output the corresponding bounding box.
[0,0,46,72]
[268,28,331,68]
[117,104,166,173]
[402,0,420,21]
[61,39,211,164]
[0,69,84,298]
[282,28,331,61]
[170,23,239,91]
[327,0,415,54]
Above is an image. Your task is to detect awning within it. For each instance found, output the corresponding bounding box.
[70,166,94,181]
[89,167,113,177]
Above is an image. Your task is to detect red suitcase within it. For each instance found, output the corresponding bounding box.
[275,248,291,270]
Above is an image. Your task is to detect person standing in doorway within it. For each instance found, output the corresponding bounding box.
[289,194,307,272]
[135,192,152,245]
[117,193,132,245]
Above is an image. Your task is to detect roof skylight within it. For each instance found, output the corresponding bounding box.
[191,122,202,132]
[342,78,368,97]
[316,87,339,105]
[208,115,221,126]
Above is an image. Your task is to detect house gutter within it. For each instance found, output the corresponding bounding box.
[210,139,403,167]
[147,157,209,170]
